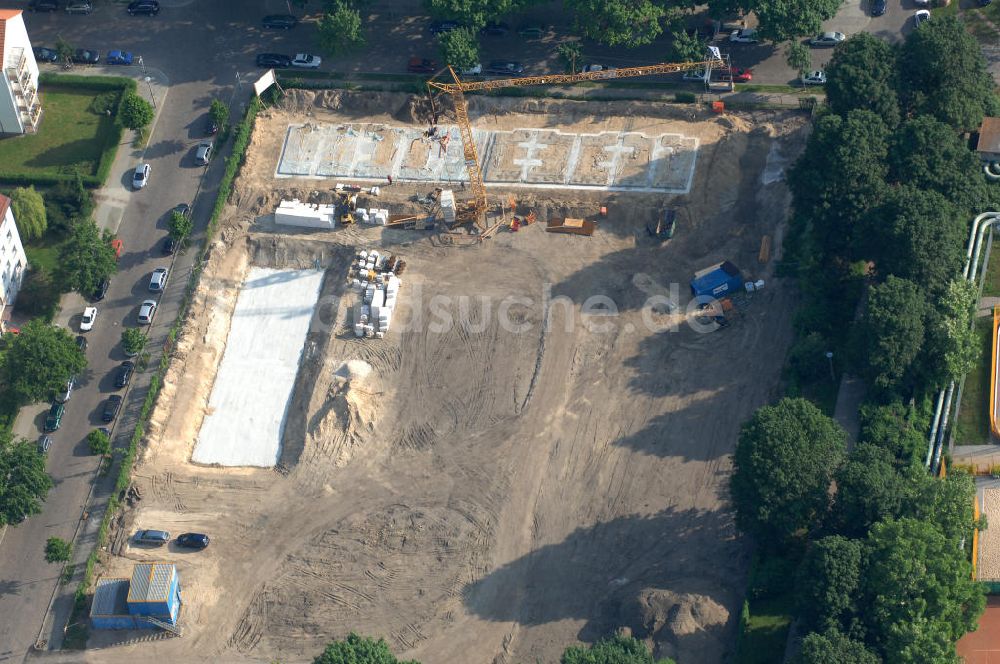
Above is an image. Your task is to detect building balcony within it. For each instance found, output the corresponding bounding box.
[4,47,27,85]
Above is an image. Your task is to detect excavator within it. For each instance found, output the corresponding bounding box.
[425,47,728,234]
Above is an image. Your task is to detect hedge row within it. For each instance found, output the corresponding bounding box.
[38,73,137,92]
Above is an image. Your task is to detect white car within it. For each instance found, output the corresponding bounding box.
[80,306,97,331]
[138,300,157,325]
[291,53,322,69]
[132,163,150,190]
[810,31,846,47]
[683,69,709,82]
[729,28,758,43]
[460,63,483,75]
[914,10,931,26]
[914,0,929,5]
[802,70,827,85]
[148,267,168,291]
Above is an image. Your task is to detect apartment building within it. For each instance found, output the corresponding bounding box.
[0,9,40,134]
[0,194,28,328]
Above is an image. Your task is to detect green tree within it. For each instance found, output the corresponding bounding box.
[14,268,60,321]
[888,115,992,215]
[785,41,811,80]
[57,221,118,297]
[121,328,146,357]
[557,41,584,73]
[87,429,111,456]
[313,632,420,664]
[10,186,47,240]
[830,444,917,537]
[44,537,72,563]
[860,187,964,297]
[858,400,928,467]
[2,319,86,407]
[795,536,864,634]
[907,469,979,544]
[0,434,53,526]
[899,15,1000,132]
[863,518,985,662]
[437,27,479,69]
[852,276,927,392]
[118,91,155,130]
[786,331,831,384]
[918,279,980,388]
[561,634,675,664]
[209,99,229,132]
[752,0,842,43]
[824,32,900,127]
[796,629,881,664]
[424,0,535,30]
[787,109,890,259]
[671,28,705,62]
[564,0,666,47]
[55,36,73,64]
[168,209,194,242]
[45,172,94,233]
[317,2,365,56]
[730,398,847,544]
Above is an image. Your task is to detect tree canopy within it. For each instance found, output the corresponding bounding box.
[57,220,118,297]
[830,444,915,537]
[10,186,47,241]
[564,0,668,47]
[0,433,53,526]
[852,276,926,392]
[313,633,420,664]
[168,209,194,242]
[796,629,881,664]
[2,319,86,406]
[730,398,847,544]
[437,27,480,69]
[899,15,1000,131]
[794,536,864,635]
[824,32,900,127]
[118,91,154,130]
[318,2,365,55]
[751,0,842,43]
[425,0,536,29]
[209,99,229,131]
[561,634,675,664]
[858,400,927,467]
[44,537,72,563]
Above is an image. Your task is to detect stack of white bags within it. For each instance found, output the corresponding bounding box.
[351,250,402,339]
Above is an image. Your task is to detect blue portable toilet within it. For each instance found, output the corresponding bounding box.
[690,261,742,298]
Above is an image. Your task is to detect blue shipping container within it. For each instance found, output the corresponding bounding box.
[690,261,742,299]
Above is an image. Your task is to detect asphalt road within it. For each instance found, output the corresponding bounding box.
[0,0,917,660]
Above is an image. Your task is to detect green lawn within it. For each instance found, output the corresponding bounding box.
[738,596,794,664]
[0,86,118,177]
[955,318,993,445]
[23,231,63,275]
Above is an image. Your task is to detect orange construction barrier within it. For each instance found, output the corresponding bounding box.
[712,101,725,113]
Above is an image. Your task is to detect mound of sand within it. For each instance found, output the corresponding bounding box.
[627,589,733,662]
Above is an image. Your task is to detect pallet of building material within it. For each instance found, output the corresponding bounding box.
[546,217,595,237]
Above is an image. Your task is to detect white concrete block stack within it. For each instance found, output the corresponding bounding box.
[440,189,456,224]
[349,249,404,339]
[275,199,337,229]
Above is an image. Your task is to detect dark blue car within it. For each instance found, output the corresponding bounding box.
[176,533,210,549]
[106,50,134,65]
[871,0,887,15]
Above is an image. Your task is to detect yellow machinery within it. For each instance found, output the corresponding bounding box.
[426,51,725,230]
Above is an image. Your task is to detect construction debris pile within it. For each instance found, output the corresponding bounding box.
[350,250,406,339]
[275,199,337,229]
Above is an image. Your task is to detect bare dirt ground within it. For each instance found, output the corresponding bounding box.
[88,91,809,663]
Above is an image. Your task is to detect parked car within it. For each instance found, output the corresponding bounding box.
[729,28,758,43]
[871,0,887,16]
[75,335,88,352]
[176,533,210,549]
[65,1,92,14]
[683,69,709,82]
[127,0,159,15]
[407,57,436,74]
[517,23,545,38]
[92,277,109,301]
[106,50,134,65]
[205,115,219,135]
[914,9,930,26]
[30,0,59,11]
[810,31,846,47]
[460,63,483,76]
[162,236,176,255]
[802,70,827,85]
[102,394,122,422]
[429,20,460,34]
[195,141,213,165]
[262,14,297,29]
[135,529,170,546]
[38,435,52,454]
[71,49,100,64]
[582,64,615,73]
[33,47,59,62]
[56,376,76,403]
[80,306,97,331]
[480,21,509,36]
[913,0,929,5]
[114,361,134,388]
[256,53,291,68]
[148,267,168,292]
[291,53,322,69]
[138,299,157,325]
[486,60,524,76]
[133,163,151,189]
[728,67,753,82]
[44,402,64,432]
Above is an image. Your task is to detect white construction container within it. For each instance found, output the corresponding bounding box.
[371,290,385,309]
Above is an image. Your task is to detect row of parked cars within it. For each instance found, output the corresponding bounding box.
[134,529,210,550]
[30,0,160,15]
[33,45,136,66]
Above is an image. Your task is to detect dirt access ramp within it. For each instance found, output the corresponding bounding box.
[97,91,810,664]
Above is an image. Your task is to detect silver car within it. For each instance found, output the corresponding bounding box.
[810,31,846,47]
[148,267,168,291]
[138,299,157,325]
[132,163,151,189]
[194,141,213,166]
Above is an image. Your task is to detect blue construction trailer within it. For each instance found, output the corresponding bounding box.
[690,261,742,299]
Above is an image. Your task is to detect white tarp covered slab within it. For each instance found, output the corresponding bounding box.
[193,267,325,467]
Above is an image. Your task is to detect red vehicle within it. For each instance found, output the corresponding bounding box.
[729,67,753,82]
[407,57,437,74]
[111,239,123,261]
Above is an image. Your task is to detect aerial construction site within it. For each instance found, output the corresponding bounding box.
[93,85,810,663]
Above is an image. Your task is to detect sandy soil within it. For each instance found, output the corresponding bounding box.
[86,91,809,663]
[979,488,1000,580]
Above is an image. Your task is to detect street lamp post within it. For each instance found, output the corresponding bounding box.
[143,76,156,110]
[825,351,835,382]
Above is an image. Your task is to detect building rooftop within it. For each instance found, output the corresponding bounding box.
[90,578,130,617]
[979,118,1000,154]
[127,562,176,604]
[0,194,9,222]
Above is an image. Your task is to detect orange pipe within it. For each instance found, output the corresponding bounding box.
[992,306,1000,438]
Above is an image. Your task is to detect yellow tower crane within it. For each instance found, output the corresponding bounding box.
[426,49,726,231]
